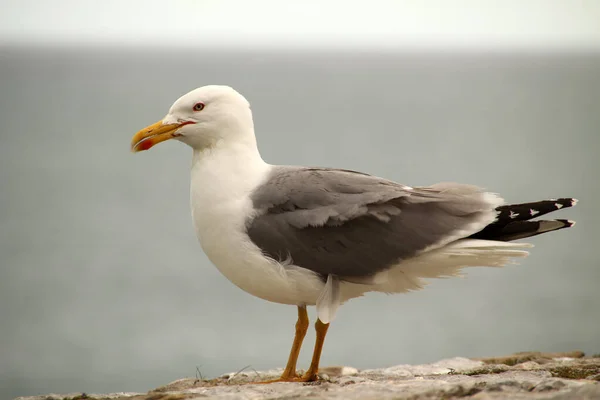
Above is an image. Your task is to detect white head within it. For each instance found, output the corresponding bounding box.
[131,85,255,152]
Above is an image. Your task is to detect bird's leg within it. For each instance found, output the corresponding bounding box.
[249,310,330,384]
[279,305,309,380]
[300,318,330,382]
[251,305,309,384]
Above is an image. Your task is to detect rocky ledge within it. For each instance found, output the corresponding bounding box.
[16,351,600,400]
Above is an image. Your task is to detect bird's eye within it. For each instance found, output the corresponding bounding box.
[193,102,205,112]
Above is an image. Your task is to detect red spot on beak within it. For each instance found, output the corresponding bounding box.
[137,139,154,151]
[131,120,196,152]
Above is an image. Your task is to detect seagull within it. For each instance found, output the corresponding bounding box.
[131,85,577,383]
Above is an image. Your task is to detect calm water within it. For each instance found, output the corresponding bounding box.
[1,46,599,399]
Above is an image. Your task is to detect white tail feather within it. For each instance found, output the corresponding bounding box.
[340,239,532,301]
[316,274,341,324]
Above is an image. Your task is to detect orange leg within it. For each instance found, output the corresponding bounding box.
[280,305,310,379]
[253,305,309,383]
[255,317,331,384]
[300,318,330,382]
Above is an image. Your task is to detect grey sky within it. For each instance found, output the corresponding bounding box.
[2,0,600,48]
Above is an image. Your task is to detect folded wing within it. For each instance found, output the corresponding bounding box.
[246,167,503,280]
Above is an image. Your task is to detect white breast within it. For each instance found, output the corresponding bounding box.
[189,144,324,306]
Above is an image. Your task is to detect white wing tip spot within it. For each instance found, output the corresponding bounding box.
[571,199,579,206]
[555,203,563,209]
[530,208,539,216]
[568,220,576,227]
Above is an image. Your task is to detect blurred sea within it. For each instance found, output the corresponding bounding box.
[1,46,599,399]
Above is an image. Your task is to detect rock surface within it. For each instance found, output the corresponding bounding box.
[15,352,600,400]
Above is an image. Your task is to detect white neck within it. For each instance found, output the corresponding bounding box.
[192,136,268,192]
[189,134,271,232]
[189,134,272,284]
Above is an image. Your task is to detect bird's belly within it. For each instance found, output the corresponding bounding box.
[191,200,324,306]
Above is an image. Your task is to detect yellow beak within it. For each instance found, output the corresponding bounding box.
[131,120,189,152]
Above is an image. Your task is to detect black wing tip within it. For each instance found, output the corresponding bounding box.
[555,218,576,228]
[472,197,577,242]
[551,197,578,208]
[495,197,578,223]
[498,197,578,210]
[470,218,576,242]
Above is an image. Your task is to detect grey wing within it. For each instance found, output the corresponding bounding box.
[246,166,502,280]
